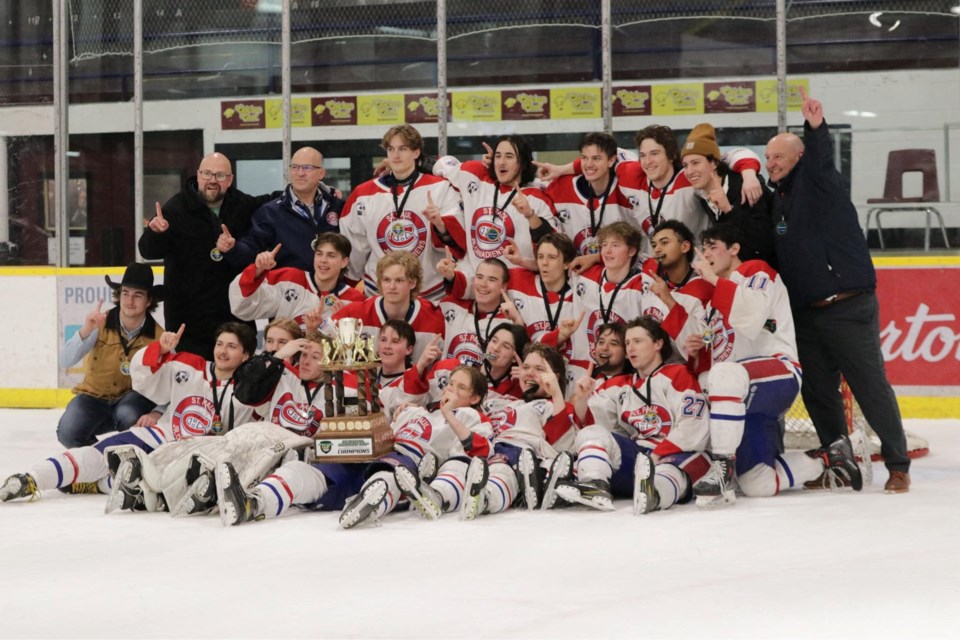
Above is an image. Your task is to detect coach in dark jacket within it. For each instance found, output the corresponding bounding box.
[139,152,275,360]
[767,88,910,493]
[225,146,343,272]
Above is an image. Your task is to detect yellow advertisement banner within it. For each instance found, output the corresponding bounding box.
[651,83,704,115]
[452,91,502,121]
[264,98,312,128]
[756,79,809,112]
[550,87,601,119]
[357,94,405,126]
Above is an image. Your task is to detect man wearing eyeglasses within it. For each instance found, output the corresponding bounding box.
[139,152,277,360]
[225,146,344,274]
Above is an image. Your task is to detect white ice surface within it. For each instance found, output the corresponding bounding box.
[0,410,958,640]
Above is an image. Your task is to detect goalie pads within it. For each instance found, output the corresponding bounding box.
[232,353,287,406]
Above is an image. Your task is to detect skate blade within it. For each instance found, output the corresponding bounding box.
[339,481,387,530]
[695,491,735,509]
[395,469,440,521]
[214,464,238,527]
[554,486,615,512]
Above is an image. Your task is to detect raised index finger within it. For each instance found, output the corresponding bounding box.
[175,323,186,338]
[482,141,493,156]
[154,202,165,220]
[513,352,524,367]
[427,191,435,206]
[221,224,233,238]
[270,243,282,256]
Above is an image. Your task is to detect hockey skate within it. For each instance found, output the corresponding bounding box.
[58,481,101,495]
[806,436,864,492]
[541,452,574,511]
[105,458,144,514]
[418,451,439,483]
[172,471,217,517]
[633,452,660,515]
[693,456,737,508]
[460,456,489,521]
[516,448,544,510]
[216,462,262,526]
[0,473,39,503]
[339,478,389,529]
[395,466,444,521]
[104,482,143,514]
[554,478,615,511]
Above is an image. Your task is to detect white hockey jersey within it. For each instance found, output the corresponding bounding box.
[254,363,330,437]
[391,405,493,464]
[586,364,709,457]
[505,267,575,355]
[487,397,576,458]
[131,342,258,442]
[545,173,634,256]
[439,297,512,367]
[340,173,462,301]
[434,157,558,275]
[229,264,365,328]
[332,296,445,364]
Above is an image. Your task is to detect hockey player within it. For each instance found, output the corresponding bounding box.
[340,124,462,301]
[215,365,492,529]
[331,250,445,363]
[0,323,258,504]
[229,232,364,330]
[439,258,513,367]
[536,125,763,260]
[262,318,303,356]
[570,321,631,423]
[545,132,634,257]
[459,343,576,519]
[547,317,710,513]
[434,135,558,276]
[685,224,862,507]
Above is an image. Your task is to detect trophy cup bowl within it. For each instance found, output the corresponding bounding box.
[336,318,362,365]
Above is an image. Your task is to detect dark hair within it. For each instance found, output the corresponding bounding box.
[380,319,416,350]
[522,342,567,396]
[652,219,695,263]
[595,321,626,344]
[625,317,673,362]
[700,223,743,253]
[635,125,680,164]
[580,132,618,159]
[111,287,159,313]
[216,322,258,356]
[451,365,489,409]
[311,232,352,258]
[478,258,510,284]
[490,323,530,361]
[486,135,536,186]
[537,232,577,264]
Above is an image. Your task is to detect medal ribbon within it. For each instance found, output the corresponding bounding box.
[539,276,570,331]
[598,269,632,325]
[646,171,679,230]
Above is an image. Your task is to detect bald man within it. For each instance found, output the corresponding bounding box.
[140,153,278,359]
[766,89,910,493]
[225,146,344,273]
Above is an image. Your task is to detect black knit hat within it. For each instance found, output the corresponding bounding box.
[105,263,164,300]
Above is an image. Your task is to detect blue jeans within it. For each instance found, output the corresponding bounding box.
[56,391,156,448]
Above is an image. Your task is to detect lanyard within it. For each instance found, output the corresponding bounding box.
[630,364,664,406]
[539,276,570,331]
[473,303,499,350]
[301,379,323,407]
[598,269,632,324]
[208,363,235,433]
[646,171,679,229]
[586,171,614,235]
[390,171,419,218]
[492,185,518,217]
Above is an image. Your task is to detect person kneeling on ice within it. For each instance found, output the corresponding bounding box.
[459,344,576,519]
[0,323,257,505]
[683,224,862,507]
[545,317,710,514]
[215,365,493,529]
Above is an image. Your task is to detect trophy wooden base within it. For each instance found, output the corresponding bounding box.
[311,412,394,463]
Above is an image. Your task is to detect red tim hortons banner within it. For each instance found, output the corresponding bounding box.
[876,264,960,389]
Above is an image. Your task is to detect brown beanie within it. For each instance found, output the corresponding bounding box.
[681,123,721,160]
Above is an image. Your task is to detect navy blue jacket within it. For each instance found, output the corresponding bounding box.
[770,122,876,308]
[227,184,344,272]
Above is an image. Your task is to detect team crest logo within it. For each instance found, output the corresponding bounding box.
[643,307,664,322]
[448,333,482,367]
[574,229,599,255]
[174,371,190,385]
[512,297,524,311]
[395,415,433,444]
[377,212,428,255]
[623,403,673,439]
[707,312,735,362]
[171,396,216,440]
[318,440,333,454]
[628,195,641,208]
[467,181,480,194]
[470,207,515,259]
[557,207,571,223]
[433,369,450,391]
[443,308,458,322]
[272,391,321,436]
[356,202,366,217]
[284,288,299,303]
[576,282,586,297]
[488,406,518,437]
